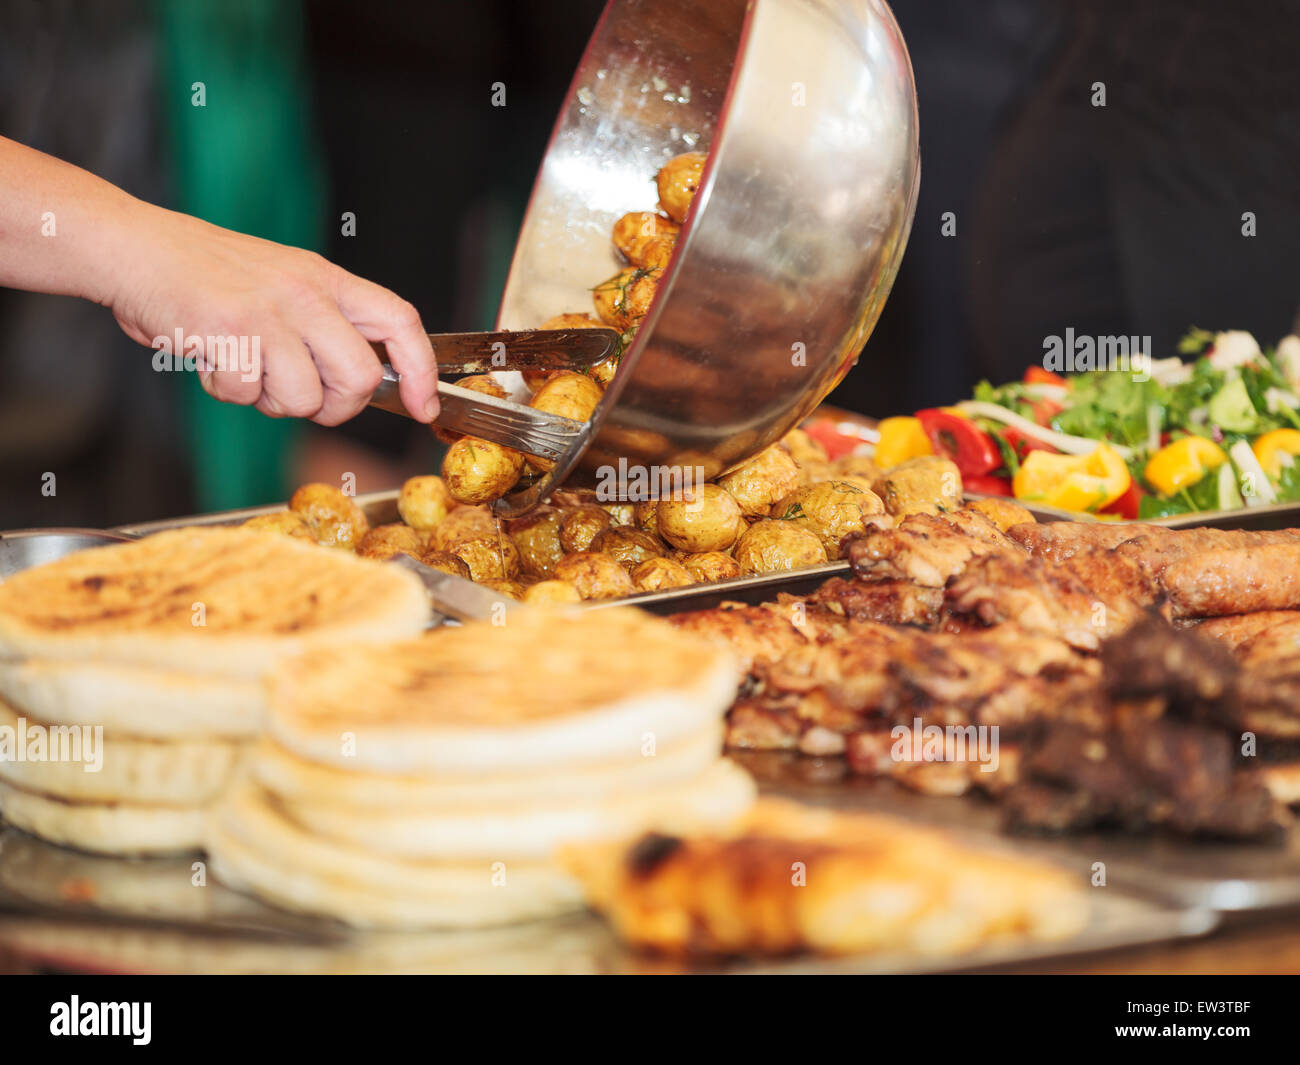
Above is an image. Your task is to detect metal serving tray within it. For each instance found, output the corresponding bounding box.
[738,752,1300,914]
[0,825,1215,975]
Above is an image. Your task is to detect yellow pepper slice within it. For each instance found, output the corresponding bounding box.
[1013,444,1131,512]
[874,416,932,468]
[1143,436,1227,496]
[1252,429,1300,479]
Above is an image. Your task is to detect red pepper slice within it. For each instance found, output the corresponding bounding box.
[1100,478,1143,520]
[1024,366,1068,387]
[962,473,1013,496]
[915,409,1001,476]
[1000,425,1059,459]
[1030,398,1064,426]
[801,419,865,460]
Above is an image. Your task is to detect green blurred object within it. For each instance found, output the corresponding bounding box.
[154,0,325,511]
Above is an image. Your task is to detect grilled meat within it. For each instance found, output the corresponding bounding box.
[806,576,942,628]
[1006,521,1164,562]
[1009,522,1300,570]
[1003,615,1290,839]
[1161,543,1300,617]
[945,551,1154,652]
[846,509,1023,588]
[1003,716,1285,839]
[1193,611,1300,650]
[562,799,1087,958]
[668,600,848,672]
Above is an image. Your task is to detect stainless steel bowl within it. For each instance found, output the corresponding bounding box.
[494,0,919,514]
[0,529,137,580]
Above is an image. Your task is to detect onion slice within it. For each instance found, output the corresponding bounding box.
[954,401,1135,460]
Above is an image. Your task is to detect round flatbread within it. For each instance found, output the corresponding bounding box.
[0,659,263,739]
[278,758,757,860]
[207,783,584,929]
[0,528,430,679]
[0,780,206,856]
[267,607,741,773]
[250,723,723,810]
[0,701,244,805]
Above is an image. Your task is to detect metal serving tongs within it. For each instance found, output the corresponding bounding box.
[367,327,618,461]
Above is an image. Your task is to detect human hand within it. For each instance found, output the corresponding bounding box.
[105,201,439,425]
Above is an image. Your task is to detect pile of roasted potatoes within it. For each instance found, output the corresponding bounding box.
[240,149,971,601]
[241,441,967,603]
[435,150,703,506]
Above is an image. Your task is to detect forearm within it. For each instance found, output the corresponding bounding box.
[0,135,144,305]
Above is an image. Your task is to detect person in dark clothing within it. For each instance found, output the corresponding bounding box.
[837,0,1300,415]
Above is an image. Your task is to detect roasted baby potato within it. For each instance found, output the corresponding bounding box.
[553,551,636,600]
[356,523,423,561]
[656,151,706,223]
[417,548,472,580]
[964,497,1035,533]
[830,453,882,483]
[592,266,659,331]
[528,372,605,473]
[631,557,694,591]
[241,511,313,540]
[478,578,525,601]
[601,501,636,526]
[612,211,680,267]
[872,456,963,518]
[590,526,665,569]
[522,579,583,605]
[427,505,498,551]
[770,480,888,558]
[780,427,829,466]
[507,508,566,579]
[397,475,455,532]
[434,376,509,444]
[442,436,525,505]
[452,535,522,581]
[586,352,622,389]
[540,312,603,332]
[716,445,802,517]
[289,483,370,551]
[632,499,660,536]
[656,484,745,553]
[733,519,828,574]
[559,504,612,554]
[525,314,605,393]
[680,551,742,583]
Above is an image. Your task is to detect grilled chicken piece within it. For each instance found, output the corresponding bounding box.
[1161,543,1300,618]
[1008,522,1300,570]
[807,576,943,628]
[1192,611,1300,650]
[945,552,1152,652]
[1006,521,1164,562]
[749,622,1093,744]
[846,509,1023,588]
[562,799,1086,958]
[1113,528,1300,582]
[670,603,821,670]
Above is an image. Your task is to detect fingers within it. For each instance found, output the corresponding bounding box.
[196,336,263,408]
[254,332,322,419]
[334,271,439,422]
[301,310,385,427]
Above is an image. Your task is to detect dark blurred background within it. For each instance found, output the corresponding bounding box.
[2,0,1298,527]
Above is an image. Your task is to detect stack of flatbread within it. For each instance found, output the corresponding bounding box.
[0,528,429,855]
[208,607,755,929]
